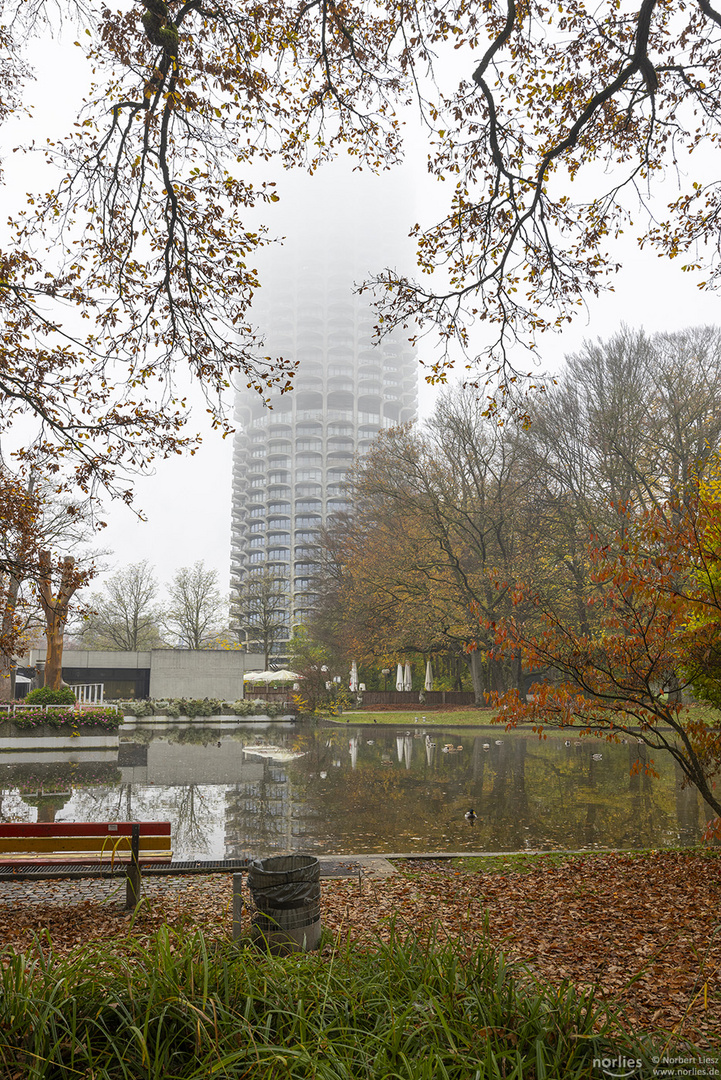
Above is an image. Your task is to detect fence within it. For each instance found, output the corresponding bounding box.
[240,688,479,707]
[69,683,105,705]
[356,690,478,706]
[243,687,295,703]
[0,696,106,716]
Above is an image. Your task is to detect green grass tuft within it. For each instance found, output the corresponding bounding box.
[0,925,693,1078]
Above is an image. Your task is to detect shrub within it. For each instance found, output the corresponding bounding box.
[118,700,154,718]
[229,700,254,717]
[8,761,122,792]
[116,697,294,719]
[181,698,224,719]
[10,707,122,731]
[24,686,76,705]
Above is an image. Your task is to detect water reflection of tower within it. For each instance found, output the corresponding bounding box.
[224,760,317,856]
[224,763,291,856]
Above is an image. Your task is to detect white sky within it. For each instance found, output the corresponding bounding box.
[2,23,720,601]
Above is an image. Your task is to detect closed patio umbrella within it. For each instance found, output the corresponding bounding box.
[396,663,404,691]
[403,662,412,691]
[424,660,433,691]
[349,661,359,692]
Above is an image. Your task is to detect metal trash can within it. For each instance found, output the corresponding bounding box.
[247,854,321,953]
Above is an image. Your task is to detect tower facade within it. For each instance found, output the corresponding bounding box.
[230,199,418,655]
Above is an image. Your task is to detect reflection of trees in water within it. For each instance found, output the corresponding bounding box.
[281,733,430,852]
[463,734,688,851]
[172,785,216,855]
[12,723,707,856]
[673,758,716,845]
[466,737,531,850]
[249,727,691,854]
[70,783,218,857]
[72,783,156,822]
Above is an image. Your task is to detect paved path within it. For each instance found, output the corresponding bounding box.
[0,855,397,909]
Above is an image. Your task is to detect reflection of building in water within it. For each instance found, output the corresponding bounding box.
[224,763,318,856]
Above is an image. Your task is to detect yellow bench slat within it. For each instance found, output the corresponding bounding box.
[0,850,172,863]
[0,835,171,855]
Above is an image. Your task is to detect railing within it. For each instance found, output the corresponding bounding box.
[70,683,105,704]
[0,689,106,715]
[359,690,478,706]
[0,703,81,715]
[243,687,295,703]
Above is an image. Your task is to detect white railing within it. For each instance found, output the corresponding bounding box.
[0,703,77,715]
[70,683,105,705]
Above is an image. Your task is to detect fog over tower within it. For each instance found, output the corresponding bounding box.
[231,177,418,657]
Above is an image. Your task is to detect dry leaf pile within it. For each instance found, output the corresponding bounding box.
[0,852,718,1045]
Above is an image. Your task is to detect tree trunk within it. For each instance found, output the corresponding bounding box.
[0,654,14,703]
[488,655,510,695]
[514,649,524,696]
[37,551,82,692]
[0,573,22,702]
[466,650,486,705]
[45,620,65,691]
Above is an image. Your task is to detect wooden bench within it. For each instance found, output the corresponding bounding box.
[0,822,172,908]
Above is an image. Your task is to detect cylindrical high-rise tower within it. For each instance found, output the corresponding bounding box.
[231,182,418,658]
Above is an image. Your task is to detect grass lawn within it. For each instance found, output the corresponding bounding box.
[334,702,721,730]
[337,707,498,726]
[440,846,721,875]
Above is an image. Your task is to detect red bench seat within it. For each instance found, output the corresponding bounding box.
[0,822,172,864]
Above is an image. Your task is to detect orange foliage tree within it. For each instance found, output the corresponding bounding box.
[494,498,721,828]
[313,392,539,701]
[1,466,99,697]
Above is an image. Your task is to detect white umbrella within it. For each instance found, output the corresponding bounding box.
[396,663,404,691]
[349,661,359,692]
[424,660,433,691]
[403,662,412,692]
[243,745,306,762]
[243,669,300,682]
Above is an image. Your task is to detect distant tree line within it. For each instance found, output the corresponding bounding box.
[311,326,721,703]
[71,560,229,653]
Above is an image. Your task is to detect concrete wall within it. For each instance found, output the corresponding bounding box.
[149,650,265,701]
[120,739,266,785]
[26,648,267,700]
[29,650,152,669]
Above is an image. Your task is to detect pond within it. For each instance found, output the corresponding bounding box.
[0,721,715,859]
